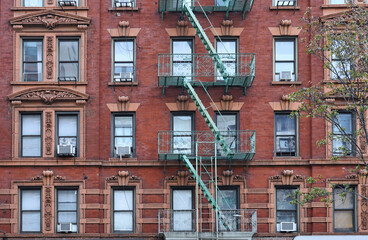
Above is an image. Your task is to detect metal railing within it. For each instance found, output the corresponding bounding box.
[158,130,256,160]
[158,53,255,80]
[158,209,257,233]
[158,0,253,12]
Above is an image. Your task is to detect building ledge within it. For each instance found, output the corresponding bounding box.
[269,6,300,11]
[108,7,140,11]
[272,81,302,85]
[11,81,88,85]
[11,6,89,11]
[108,82,138,86]
[321,4,368,9]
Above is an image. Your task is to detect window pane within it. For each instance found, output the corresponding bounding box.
[115,41,134,62]
[22,190,40,210]
[330,0,345,4]
[59,190,77,203]
[276,189,296,210]
[217,115,236,132]
[334,211,353,230]
[23,63,42,81]
[173,136,192,154]
[59,63,79,78]
[173,211,192,231]
[58,212,77,223]
[114,212,133,231]
[215,0,226,6]
[115,117,133,136]
[275,40,294,61]
[333,113,352,134]
[58,202,77,211]
[22,212,41,231]
[59,40,79,61]
[173,41,192,55]
[24,41,42,61]
[22,115,41,135]
[114,63,134,77]
[22,137,41,157]
[217,41,236,54]
[276,211,297,223]
[218,189,237,210]
[173,190,192,210]
[115,137,133,148]
[334,188,354,209]
[59,137,77,147]
[114,190,133,211]
[276,114,295,135]
[173,116,192,132]
[173,62,192,76]
[59,115,77,136]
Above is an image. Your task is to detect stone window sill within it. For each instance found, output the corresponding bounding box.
[272,81,302,85]
[269,6,301,11]
[108,82,138,86]
[321,4,368,9]
[11,6,89,11]
[273,156,302,161]
[108,7,140,12]
[11,81,88,85]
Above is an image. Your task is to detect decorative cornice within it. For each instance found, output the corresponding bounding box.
[9,10,91,29]
[8,87,89,104]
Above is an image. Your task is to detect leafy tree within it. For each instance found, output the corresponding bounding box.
[289,4,368,203]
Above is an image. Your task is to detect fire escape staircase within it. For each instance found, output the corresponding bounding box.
[177,0,236,231]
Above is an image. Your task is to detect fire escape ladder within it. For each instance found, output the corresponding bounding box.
[181,154,231,231]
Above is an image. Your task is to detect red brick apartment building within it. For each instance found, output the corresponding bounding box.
[0,0,367,239]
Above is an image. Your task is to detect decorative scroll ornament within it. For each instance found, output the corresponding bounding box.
[176,20,188,36]
[176,95,189,111]
[165,170,189,186]
[46,37,53,79]
[221,19,233,36]
[45,112,53,155]
[44,187,52,231]
[362,185,368,230]
[107,171,140,185]
[8,87,89,104]
[279,19,292,35]
[119,21,130,36]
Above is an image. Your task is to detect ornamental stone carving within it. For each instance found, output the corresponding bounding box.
[279,19,292,35]
[176,95,189,111]
[43,170,54,185]
[221,19,233,36]
[362,185,368,230]
[176,20,188,36]
[118,96,130,111]
[282,169,294,185]
[118,171,130,186]
[44,187,52,231]
[222,169,234,185]
[25,15,77,29]
[45,112,53,155]
[220,95,233,111]
[46,37,53,79]
[119,21,130,36]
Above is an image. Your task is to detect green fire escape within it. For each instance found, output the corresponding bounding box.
[158,0,256,235]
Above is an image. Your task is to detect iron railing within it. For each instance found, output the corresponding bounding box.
[158,0,254,13]
[158,209,257,233]
[158,130,256,160]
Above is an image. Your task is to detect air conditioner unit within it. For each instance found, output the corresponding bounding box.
[278,222,297,232]
[115,0,133,7]
[278,137,295,152]
[115,146,132,157]
[115,72,133,82]
[58,223,72,233]
[57,145,76,156]
[58,0,77,6]
[279,71,292,81]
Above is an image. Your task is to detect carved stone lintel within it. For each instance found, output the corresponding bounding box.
[106,175,118,181]
[279,20,292,36]
[220,95,233,111]
[119,21,130,36]
[176,95,189,111]
[221,19,233,36]
[345,174,358,180]
[46,37,53,79]
[269,175,282,181]
[45,112,53,155]
[54,175,66,181]
[176,20,188,36]
[44,186,52,231]
[13,25,23,30]
[118,96,130,111]
[31,175,43,181]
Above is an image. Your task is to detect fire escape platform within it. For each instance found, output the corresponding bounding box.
[163,232,255,240]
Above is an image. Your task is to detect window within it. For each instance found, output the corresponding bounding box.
[57,0,80,6]
[276,187,298,232]
[218,187,239,231]
[172,113,194,154]
[272,0,297,6]
[23,0,43,7]
[112,114,135,157]
[21,113,42,157]
[56,113,79,155]
[216,39,237,80]
[113,39,135,82]
[20,188,41,233]
[274,112,297,156]
[172,39,193,79]
[329,0,347,4]
[112,189,135,232]
[22,39,43,82]
[333,186,356,232]
[215,0,227,6]
[56,189,78,232]
[216,113,238,155]
[332,112,353,156]
[172,189,193,231]
[113,0,136,7]
[330,40,351,80]
[58,39,80,81]
[274,38,297,82]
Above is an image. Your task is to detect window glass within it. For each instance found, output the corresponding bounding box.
[172,40,193,78]
[172,189,193,231]
[21,114,42,157]
[218,188,238,231]
[332,113,353,155]
[57,189,78,232]
[172,115,193,154]
[113,115,134,156]
[23,40,43,82]
[59,40,79,80]
[330,0,346,4]
[216,40,237,80]
[114,40,135,82]
[216,114,237,152]
[276,188,297,225]
[215,0,227,6]
[21,189,41,232]
[57,114,78,147]
[274,39,296,81]
[333,187,355,232]
[23,0,43,7]
[275,113,296,156]
[113,189,134,232]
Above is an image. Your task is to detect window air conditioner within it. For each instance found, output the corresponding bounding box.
[57,145,76,156]
[57,223,77,233]
[278,137,295,152]
[58,0,77,6]
[115,72,133,82]
[115,0,133,7]
[115,146,132,157]
[279,71,292,81]
[278,222,297,232]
